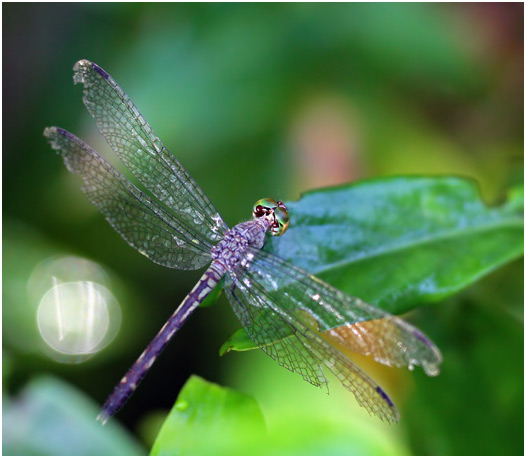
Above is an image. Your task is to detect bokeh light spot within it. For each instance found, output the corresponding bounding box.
[29,256,121,362]
[37,280,111,355]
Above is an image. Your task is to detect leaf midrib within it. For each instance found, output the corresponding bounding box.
[312,216,523,274]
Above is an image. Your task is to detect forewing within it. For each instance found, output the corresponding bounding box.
[72,59,228,243]
[244,248,442,376]
[44,127,212,270]
[224,268,400,423]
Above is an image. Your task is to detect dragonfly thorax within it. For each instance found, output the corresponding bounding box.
[211,219,269,272]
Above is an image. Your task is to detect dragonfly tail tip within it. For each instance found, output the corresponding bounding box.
[96,412,109,426]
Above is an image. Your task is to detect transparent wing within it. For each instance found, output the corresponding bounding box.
[243,248,442,376]
[225,273,328,389]
[44,127,212,270]
[72,59,228,243]
[225,266,400,424]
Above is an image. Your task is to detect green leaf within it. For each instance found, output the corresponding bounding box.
[219,327,260,355]
[2,376,146,455]
[224,176,523,352]
[150,375,268,455]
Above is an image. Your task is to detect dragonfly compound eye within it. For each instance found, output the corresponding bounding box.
[253,198,278,218]
[270,206,290,236]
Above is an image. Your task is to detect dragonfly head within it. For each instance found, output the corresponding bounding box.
[252,198,290,236]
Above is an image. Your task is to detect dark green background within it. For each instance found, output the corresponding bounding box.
[3,3,523,455]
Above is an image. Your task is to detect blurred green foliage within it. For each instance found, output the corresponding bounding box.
[3,3,523,456]
[3,376,145,455]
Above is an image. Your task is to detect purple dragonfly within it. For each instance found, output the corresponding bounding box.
[44,60,441,424]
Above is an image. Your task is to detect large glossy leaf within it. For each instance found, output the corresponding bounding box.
[266,176,523,313]
[223,176,523,352]
[150,375,267,455]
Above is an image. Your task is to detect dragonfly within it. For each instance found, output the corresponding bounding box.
[44,59,442,425]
